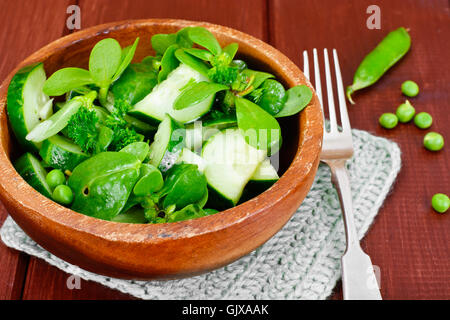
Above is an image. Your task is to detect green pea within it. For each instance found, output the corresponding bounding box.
[401,80,419,97]
[414,112,433,129]
[423,132,444,151]
[396,100,415,123]
[52,185,74,205]
[46,169,66,189]
[431,193,449,213]
[379,113,398,129]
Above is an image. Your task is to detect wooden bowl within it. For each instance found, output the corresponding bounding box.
[0,19,322,279]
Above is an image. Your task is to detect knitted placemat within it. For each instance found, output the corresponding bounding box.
[0,129,401,300]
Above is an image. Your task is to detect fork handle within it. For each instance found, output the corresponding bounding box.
[328,160,382,300]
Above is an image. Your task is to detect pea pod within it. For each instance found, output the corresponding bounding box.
[346,27,411,104]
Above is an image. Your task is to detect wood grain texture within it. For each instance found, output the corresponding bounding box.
[1,0,449,300]
[78,0,268,41]
[0,0,74,300]
[269,0,450,300]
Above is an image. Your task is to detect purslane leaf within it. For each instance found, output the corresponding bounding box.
[239,69,274,95]
[235,97,281,154]
[112,37,140,81]
[151,33,177,55]
[184,48,213,61]
[174,81,228,110]
[275,85,313,117]
[174,48,210,77]
[43,68,94,96]
[223,43,239,61]
[175,27,194,48]
[188,27,222,56]
[158,44,180,83]
[89,38,122,85]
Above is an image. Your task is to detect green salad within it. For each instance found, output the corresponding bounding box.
[6,26,313,224]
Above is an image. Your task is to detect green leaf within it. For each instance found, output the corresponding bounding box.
[119,141,150,162]
[95,126,114,154]
[276,85,313,117]
[175,27,194,48]
[158,164,208,210]
[151,33,177,55]
[112,37,140,81]
[233,69,274,96]
[235,97,281,154]
[166,204,211,223]
[188,27,222,56]
[43,68,94,96]
[174,82,228,110]
[89,38,122,85]
[133,163,164,196]
[68,152,141,220]
[111,61,158,108]
[256,79,287,115]
[174,48,210,77]
[184,48,213,61]
[223,43,239,61]
[158,44,180,83]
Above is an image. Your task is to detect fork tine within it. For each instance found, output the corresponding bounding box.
[303,50,310,80]
[313,49,323,108]
[333,49,351,133]
[323,49,338,133]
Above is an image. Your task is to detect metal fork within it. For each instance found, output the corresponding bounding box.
[303,49,382,300]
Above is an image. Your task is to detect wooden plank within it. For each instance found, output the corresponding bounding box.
[0,0,74,299]
[78,0,268,41]
[21,0,267,300]
[269,0,450,299]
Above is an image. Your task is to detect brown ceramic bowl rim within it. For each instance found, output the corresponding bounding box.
[0,19,322,245]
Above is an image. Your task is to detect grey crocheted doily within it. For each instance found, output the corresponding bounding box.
[1,129,401,300]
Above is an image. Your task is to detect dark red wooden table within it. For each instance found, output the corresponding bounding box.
[0,0,448,300]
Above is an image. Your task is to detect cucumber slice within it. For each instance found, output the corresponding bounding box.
[148,114,185,172]
[177,148,206,172]
[202,128,266,208]
[14,152,52,198]
[39,135,89,171]
[239,159,279,203]
[25,97,83,143]
[184,121,227,151]
[7,63,52,152]
[178,149,277,182]
[129,64,214,124]
[251,158,279,182]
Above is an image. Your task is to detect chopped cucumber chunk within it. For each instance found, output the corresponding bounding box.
[148,114,185,172]
[202,128,266,207]
[7,63,52,151]
[130,64,214,124]
[14,152,52,198]
[39,135,89,171]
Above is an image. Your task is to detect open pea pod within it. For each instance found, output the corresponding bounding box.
[68,152,141,220]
